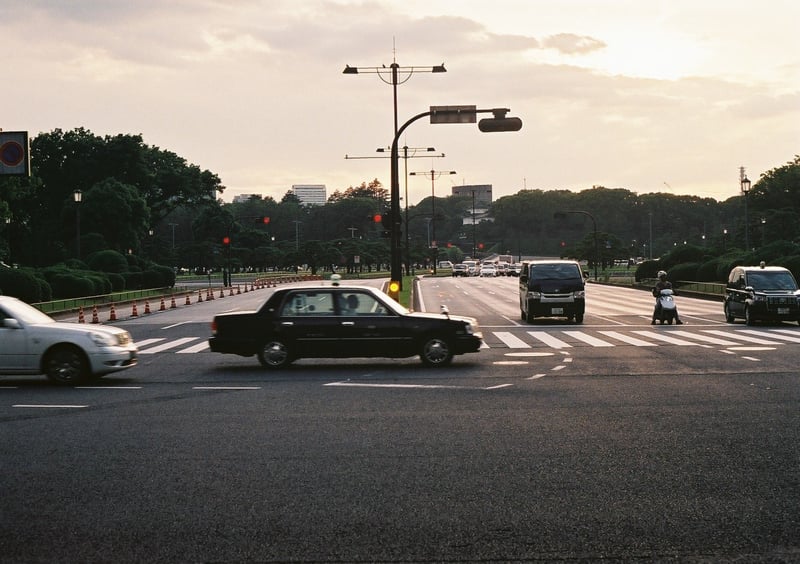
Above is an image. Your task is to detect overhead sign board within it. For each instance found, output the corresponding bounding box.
[0,131,30,176]
[430,105,477,124]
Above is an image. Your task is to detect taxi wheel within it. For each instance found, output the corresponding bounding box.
[420,336,453,367]
[45,345,91,385]
[257,341,292,368]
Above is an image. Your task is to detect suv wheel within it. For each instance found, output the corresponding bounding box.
[745,307,756,326]
[724,303,735,323]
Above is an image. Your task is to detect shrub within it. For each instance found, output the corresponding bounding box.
[668,262,700,283]
[87,250,128,273]
[107,272,126,292]
[0,267,48,302]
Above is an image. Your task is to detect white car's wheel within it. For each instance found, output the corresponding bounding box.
[45,345,91,385]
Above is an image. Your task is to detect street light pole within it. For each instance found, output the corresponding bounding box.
[389,106,522,293]
[740,171,751,251]
[410,168,456,274]
[73,190,82,260]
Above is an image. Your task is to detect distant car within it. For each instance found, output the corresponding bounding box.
[723,264,800,325]
[452,264,469,277]
[0,296,138,385]
[508,264,522,277]
[479,264,497,277]
[209,285,483,368]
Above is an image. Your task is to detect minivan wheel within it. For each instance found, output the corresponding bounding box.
[724,303,735,323]
[574,314,584,324]
[745,307,756,326]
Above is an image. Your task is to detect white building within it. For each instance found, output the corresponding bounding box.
[292,184,326,206]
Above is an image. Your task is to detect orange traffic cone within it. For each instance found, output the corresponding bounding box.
[236,285,241,295]
[229,286,234,297]
[219,288,225,298]
[91,306,100,324]
[78,307,85,323]
[109,303,117,321]
[159,296,166,311]
[185,294,191,306]
[170,295,177,309]
[144,300,151,314]
[131,301,139,317]
[198,290,203,303]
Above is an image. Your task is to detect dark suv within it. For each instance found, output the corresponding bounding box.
[724,264,800,325]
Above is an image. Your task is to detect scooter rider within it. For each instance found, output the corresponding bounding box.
[652,270,683,325]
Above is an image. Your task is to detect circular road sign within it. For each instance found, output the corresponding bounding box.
[0,141,25,167]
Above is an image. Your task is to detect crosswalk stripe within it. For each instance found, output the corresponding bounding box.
[562,330,614,347]
[527,331,572,348]
[140,337,199,354]
[739,329,800,344]
[494,332,531,348]
[670,332,741,346]
[597,331,657,347]
[630,331,702,346]
[135,338,165,348]
[177,341,210,353]
[702,330,784,345]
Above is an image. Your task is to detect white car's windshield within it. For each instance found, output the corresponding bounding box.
[1,299,56,325]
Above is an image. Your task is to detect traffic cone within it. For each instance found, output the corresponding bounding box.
[78,307,85,323]
[243,284,248,293]
[144,300,151,314]
[236,285,241,295]
[170,295,177,309]
[91,306,100,324]
[109,303,117,321]
[219,288,225,298]
[159,296,166,311]
[198,290,204,303]
[228,286,234,297]
[185,294,191,306]
[131,301,139,317]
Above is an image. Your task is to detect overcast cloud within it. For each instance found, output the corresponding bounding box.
[3,0,798,204]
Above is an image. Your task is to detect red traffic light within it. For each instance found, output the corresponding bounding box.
[222,236,231,245]
[373,214,382,223]
[263,216,270,224]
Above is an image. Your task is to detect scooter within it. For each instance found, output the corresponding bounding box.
[654,288,677,324]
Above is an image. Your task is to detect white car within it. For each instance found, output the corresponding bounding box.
[479,264,497,277]
[0,296,138,385]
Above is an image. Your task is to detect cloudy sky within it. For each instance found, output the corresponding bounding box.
[3,0,798,205]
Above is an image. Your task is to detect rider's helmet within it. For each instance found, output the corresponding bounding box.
[657,270,667,279]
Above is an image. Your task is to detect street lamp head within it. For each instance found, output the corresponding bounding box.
[342,65,359,74]
[73,190,82,203]
[432,64,447,73]
[741,176,751,195]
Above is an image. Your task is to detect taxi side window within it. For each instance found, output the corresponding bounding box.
[338,293,389,316]
[280,292,334,316]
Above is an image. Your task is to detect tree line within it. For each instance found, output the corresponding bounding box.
[1,128,798,299]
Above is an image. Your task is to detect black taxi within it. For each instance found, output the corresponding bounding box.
[723,264,800,325]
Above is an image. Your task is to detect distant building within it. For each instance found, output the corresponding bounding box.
[452,184,492,207]
[292,184,326,206]
[232,194,262,203]
[453,184,493,225]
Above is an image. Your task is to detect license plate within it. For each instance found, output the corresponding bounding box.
[778,307,789,314]
[551,307,564,315]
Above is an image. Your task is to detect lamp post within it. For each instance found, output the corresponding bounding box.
[347,146,445,275]
[554,210,599,281]
[387,106,522,296]
[410,168,456,274]
[73,190,82,260]
[741,173,751,250]
[723,228,728,253]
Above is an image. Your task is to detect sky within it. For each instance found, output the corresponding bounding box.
[2,0,798,206]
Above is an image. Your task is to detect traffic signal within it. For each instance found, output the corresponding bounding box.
[380,211,392,238]
[478,116,523,132]
[222,236,231,245]
[262,216,270,224]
